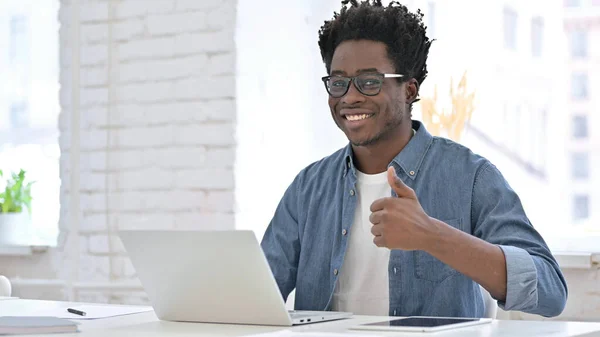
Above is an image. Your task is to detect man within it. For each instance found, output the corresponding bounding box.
[261,0,567,318]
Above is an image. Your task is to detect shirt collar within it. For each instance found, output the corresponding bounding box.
[343,120,434,180]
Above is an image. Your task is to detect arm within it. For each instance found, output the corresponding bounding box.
[372,165,567,317]
[372,167,507,300]
[260,175,302,303]
[442,162,567,316]
[424,219,508,302]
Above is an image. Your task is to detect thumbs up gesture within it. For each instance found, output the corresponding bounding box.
[369,166,435,250]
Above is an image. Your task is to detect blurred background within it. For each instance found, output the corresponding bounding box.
[0,0,598,322]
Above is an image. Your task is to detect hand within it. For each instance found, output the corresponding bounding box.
[369,166,436,250]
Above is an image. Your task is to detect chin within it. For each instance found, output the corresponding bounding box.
[349,136,379,147]
[347,128,391,146]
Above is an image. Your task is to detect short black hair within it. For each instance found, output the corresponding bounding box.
[318,0,432,87]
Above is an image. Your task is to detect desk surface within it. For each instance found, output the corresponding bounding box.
[2,299,600,337]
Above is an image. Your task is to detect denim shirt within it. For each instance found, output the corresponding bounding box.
[261,120,567,318]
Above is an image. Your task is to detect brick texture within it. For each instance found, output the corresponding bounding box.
[31,0,237,304]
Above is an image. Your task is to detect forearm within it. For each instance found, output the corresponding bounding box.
[464,161,567,316]
[424,217,507,301]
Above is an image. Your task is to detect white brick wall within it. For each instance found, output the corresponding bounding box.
[4,0,237,305]
[116,0,175,19]
[146,12,208,35]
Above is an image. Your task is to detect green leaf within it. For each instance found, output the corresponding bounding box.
[0,169,34,214]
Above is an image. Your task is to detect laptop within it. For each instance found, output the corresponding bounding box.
[119,229,352,326]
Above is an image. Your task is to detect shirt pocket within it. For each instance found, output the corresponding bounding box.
[413,218,462,283]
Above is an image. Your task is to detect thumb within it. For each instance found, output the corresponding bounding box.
[387,166,415,198]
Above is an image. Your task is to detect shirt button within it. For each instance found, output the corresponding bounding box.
[350,189,355,196]
[409,170,415,176]
[342,229,347,236]
[393,310,397,316]
[393,267,397,274]
[333,269,338,276]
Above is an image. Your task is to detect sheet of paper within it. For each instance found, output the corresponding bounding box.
[25,305,153,320]
[246,330,380,337]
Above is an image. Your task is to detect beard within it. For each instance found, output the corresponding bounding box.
[349,100,406,147]
[349,115,404,147]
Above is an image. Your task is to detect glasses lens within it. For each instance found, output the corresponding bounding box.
[356,74,383,96]
[327,76,350,97]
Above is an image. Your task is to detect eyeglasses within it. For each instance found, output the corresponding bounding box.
[321,73,404,98]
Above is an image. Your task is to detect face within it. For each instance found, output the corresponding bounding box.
[327,40,416,147]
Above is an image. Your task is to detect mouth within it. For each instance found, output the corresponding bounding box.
[340,108,375,121]
[339,112,375,133]
[344,113,375,121]
[340,108,375,129]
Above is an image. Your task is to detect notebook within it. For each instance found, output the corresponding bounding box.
[0,316,78,335]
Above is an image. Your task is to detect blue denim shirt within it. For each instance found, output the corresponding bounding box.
[261,121,567,318]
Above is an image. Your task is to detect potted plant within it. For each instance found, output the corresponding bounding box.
[0,169,34,245]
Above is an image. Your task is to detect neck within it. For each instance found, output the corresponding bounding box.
[352,123,413,174]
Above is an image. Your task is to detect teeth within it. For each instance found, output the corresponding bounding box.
[346,114,371,121]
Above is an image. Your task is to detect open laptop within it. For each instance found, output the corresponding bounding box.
[119,230,352,326]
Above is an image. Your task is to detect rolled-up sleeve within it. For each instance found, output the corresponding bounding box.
[498,245,538,310]
[472,162,567,317]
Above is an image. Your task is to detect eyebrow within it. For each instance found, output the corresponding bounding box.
[330,68,380,76]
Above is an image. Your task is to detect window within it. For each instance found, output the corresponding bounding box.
[571,72,589,100]
[503,7,518,50]
[573,195,589,221]
[533,108,548,171]
[569,29,588,59]
[571,152,589,179]
[572,115,588,139]
[427,2,436,39]
[531,17,544,57]
[10,101,29,128]
[10,15,29,65]
[564,0,581,6]
[0,6,60,245]
[9,15,30,128]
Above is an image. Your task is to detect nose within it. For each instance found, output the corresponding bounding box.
[341,80,366,105]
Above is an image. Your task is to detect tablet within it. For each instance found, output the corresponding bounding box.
[351,316,493,333]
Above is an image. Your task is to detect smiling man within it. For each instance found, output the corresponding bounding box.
[260,0,567,318]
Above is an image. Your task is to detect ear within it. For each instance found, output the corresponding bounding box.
[405,78,419,104]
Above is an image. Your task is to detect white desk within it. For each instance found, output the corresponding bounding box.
[2,299,600,337]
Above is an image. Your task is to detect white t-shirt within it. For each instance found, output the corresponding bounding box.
[331,170,391,316]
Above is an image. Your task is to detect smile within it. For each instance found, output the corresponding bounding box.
[344,114,374,121]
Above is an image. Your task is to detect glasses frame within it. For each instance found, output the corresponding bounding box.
[321,73,404,98]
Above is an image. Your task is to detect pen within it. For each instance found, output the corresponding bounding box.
[67,308,86,316]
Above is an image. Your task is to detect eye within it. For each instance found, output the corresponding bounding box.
[331,80,346,87]
[360,78,382,89]
[329,77,347,88]
[364,79,381,86]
